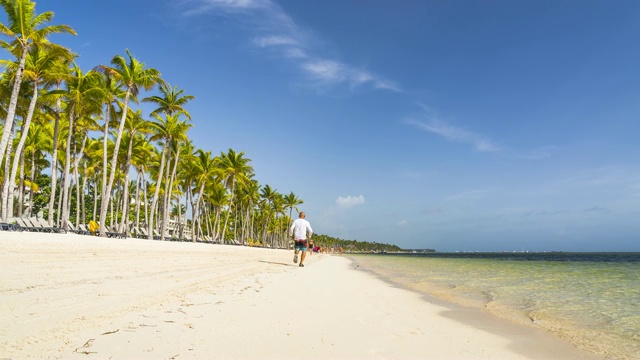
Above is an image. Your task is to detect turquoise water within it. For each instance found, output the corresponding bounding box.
[349,253,640,360]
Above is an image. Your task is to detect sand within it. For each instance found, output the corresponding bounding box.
[0,231,602,359]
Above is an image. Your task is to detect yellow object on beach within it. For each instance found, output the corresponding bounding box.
[88,220,99,235]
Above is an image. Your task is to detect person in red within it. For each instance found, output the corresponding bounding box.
[289,211,313,267]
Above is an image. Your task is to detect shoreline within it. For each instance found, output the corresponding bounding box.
[1,232,602,359]
[348,255,608,360]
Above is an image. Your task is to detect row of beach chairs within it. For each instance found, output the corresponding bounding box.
[0,217,129,238]
[0,217,67,233]
[1,217,208,243]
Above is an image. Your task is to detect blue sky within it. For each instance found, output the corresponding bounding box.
[23,1,640,251]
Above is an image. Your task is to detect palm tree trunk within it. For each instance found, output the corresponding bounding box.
[81,164,87,225]
[191,182,206,242]
[60,105,75,229]
[99,88,132,237]
[148,146,167,240]
[220,181,235,244]
[29,152,36,218]
[134,169,142,235]
[17,151,25,218]
[100,103,110,230]
[162,147,180,241]
[2,80,39,221]
[48,94,62,226]
[119,137,134,236]
[160,152,172,241]
[0,46,28,171]
[92,181,98,223]
[73,133,88,229]
[1,138,11,218]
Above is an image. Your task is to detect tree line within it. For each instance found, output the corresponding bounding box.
[0,0,402,251]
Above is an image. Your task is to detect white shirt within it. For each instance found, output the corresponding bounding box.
[289,218,313,240]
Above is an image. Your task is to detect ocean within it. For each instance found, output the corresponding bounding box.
[348,252,639,360]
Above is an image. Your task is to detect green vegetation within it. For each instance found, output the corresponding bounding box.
[312,234,404,253]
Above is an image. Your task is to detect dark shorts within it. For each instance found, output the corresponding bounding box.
[294,240,308,251]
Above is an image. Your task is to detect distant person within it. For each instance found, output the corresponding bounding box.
[308,239,314,256]
[289,211,313,267]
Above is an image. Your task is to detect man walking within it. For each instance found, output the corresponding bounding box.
[289,211,313,267]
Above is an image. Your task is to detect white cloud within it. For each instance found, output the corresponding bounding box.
[182,0,399,92]
[336,195,365,208]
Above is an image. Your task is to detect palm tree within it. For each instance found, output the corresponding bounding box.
[190,149,218,242]
[217,149,253,244]
[259,184,277,247]
[22,115,51,217]
[147,113,188,240]
[118,108,151,234]
[143,82,194,119]
[45,57,73,226]
[130,138,155,235]
[59,64,103,229]
[95,71,125,227]
[0,0,75,177]
[237,178,260,245]
[96,49,162,237]
[160,129,191,241]
[284,191,303,223]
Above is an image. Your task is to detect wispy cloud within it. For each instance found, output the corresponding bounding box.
[181,0,399,92]
[405,104,557,158]
[405,117,500,153]
[182,0,271,16]
[336,195,366,209]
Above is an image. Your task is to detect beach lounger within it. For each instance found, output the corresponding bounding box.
[15,217,41,232]
[106,225,126,239]
[69,223,90,235]
[133,226,148,239]
[78,224,92,235]
[1,219,20,231]
[31,217,64,233]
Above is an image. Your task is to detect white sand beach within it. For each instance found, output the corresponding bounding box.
[0,232,601,359]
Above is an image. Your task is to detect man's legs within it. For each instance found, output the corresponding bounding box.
[299,249,307,266]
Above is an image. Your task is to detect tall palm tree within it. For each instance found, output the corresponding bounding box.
[217,148,253,244]
[0,0,75,173]
[96,49,162,237]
